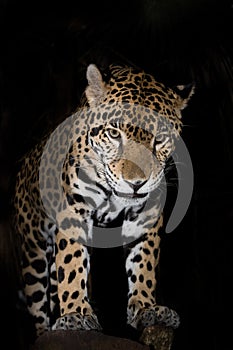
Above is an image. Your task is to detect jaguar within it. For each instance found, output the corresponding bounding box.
[12,63,194,337]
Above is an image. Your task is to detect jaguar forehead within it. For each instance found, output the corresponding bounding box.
[85,103,162,136]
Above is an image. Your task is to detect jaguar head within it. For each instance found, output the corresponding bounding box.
[85,64,194,203]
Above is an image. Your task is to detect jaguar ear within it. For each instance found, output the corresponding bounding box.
[85,64,108,107]
[173,83,195,110]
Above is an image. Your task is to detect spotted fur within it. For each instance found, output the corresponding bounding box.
[12,63,194,336]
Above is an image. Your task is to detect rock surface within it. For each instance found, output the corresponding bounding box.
[33,330,150,350]
[33,325,174,350]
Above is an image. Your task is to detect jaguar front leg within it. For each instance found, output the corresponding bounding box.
[52,230,102,331]
[20,238,51,336]
[125,215,180,331]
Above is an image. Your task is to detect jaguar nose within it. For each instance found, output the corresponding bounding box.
[125,179,147,193]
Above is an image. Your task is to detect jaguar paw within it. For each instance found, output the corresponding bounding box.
[128,305,180,330]
[52,312,102,331]
[154,305,180,329]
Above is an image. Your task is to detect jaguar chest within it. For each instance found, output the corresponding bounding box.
[91,193,143,228]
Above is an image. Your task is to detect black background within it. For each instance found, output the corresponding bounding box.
[0,0,232,349]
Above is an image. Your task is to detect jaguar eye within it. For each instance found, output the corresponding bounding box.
[106,128,121,139]
[154,134,169,152]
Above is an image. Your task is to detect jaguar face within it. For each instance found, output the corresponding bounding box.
[88,122,168,202]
